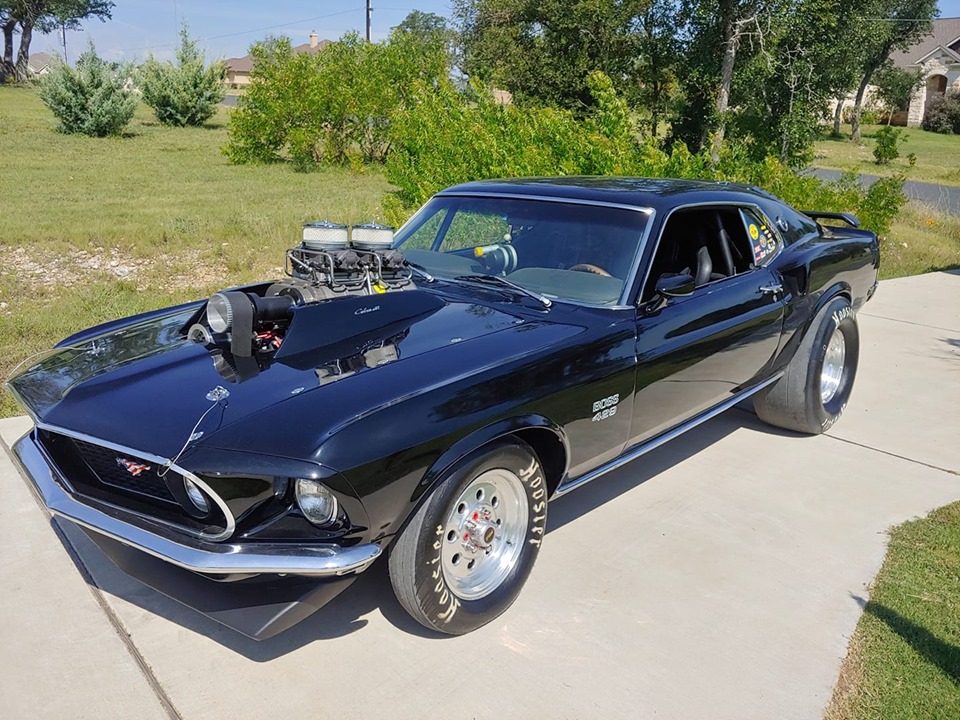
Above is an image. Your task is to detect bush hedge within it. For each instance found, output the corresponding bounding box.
[385,73,905,236]
[224,31,446,169]
[38,44,136,137]
[139,26,227,128]
[921,92,960,135]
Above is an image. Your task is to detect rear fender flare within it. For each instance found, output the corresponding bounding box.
[777,282,853,370]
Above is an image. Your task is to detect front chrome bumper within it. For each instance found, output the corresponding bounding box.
[13,432,382,578]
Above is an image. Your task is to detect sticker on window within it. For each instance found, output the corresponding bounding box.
[743,212,776,264]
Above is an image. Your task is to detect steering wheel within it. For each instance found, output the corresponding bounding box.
[569,263,612,277]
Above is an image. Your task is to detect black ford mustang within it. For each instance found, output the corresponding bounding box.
[8,178,879,638]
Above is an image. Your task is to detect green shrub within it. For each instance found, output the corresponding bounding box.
[384,74,906,237]
[873,126,906,165]
[37,43,136,137]
[843,105,884,127]
[224,30,446,169]
[139,25,226,127]
[921,92,960,135]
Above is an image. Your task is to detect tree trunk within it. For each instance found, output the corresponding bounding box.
[0,19,15,83]
[832,99,843,137]
[13,20,32,83]
[851,52,890,144]
[712,0,738,164]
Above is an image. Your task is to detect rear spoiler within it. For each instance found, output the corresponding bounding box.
[801,211,861,228]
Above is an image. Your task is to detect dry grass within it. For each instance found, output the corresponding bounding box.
[884,203,960,279]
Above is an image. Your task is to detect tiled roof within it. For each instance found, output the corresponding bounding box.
[891,17,960,69]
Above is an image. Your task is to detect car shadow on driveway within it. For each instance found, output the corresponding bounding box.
[54,407,809,660]
[548,407,805,533]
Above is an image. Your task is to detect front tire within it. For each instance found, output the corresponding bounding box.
[388,439,548,635]
[754,296,860,434]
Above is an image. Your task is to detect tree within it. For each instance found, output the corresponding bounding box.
[729,0,868,165]
[873,62,923,123]
[1,1,112,83]
[38,39,135,135]
[633,2,681,138]
[392,10,455,68]
[138,25,227,127]
[393,10,448,41]
[849,0,937,142]
[453,0,649,112]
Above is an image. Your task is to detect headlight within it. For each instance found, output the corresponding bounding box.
[206,292,234,333]
[295,478,338,526]
[183,478,211,513]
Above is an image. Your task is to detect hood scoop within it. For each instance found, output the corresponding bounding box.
[274,291,445,371]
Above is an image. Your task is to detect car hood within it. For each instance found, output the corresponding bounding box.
[9,288,577,460]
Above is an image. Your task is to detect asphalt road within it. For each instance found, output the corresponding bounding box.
[2,270,959,720]
[810,167,960,215]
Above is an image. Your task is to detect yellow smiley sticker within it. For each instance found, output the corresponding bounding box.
[749,224,760,241]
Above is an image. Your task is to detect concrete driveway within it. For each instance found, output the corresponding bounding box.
[2,270,958,720]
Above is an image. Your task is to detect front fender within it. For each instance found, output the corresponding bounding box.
[413,414,569,503]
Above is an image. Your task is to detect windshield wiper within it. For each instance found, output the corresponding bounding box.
[406,262,435,282]
[453,274,552,308]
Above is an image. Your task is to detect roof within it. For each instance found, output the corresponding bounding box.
[437,177,776,213]
[224,38,333,74]
[28,52,55,72]
[891,17,960,69]
[225,55,253,73]
[293,39,333,55]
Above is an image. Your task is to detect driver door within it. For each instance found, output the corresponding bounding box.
[626,205,786,446]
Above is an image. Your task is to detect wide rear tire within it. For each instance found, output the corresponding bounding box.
[753,296,860,434]
[388,439,547,635]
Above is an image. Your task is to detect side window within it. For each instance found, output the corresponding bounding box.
[642,206,766,301]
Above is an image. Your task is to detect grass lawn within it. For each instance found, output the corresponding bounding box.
[826,501,960,720]
[814,124,960,187]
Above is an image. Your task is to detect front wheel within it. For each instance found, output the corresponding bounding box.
[388,439,548,635]
[754,296,860,434]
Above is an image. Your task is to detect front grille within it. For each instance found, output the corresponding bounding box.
[37,429,229,539]
[72,439,178,504]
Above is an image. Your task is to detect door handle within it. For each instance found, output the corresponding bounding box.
[759,283,783,296]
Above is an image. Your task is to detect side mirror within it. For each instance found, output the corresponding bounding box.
[655,273,696,298]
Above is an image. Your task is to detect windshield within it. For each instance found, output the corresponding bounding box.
[393,195,650,306]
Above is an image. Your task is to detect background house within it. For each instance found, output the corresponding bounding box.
[27,52,55,76]
[892,17,960,126]
[225,32,332,88]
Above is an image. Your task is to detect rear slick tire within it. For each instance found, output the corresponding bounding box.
[388,439,547,635]
[753,296,860,435]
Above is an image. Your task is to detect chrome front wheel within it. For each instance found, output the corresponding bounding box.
[388,439,548,635]
[440,469,529,601]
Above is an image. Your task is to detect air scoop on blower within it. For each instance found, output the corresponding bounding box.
[185,220,442,378]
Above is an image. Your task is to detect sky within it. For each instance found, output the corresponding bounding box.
[30,0,960,64]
